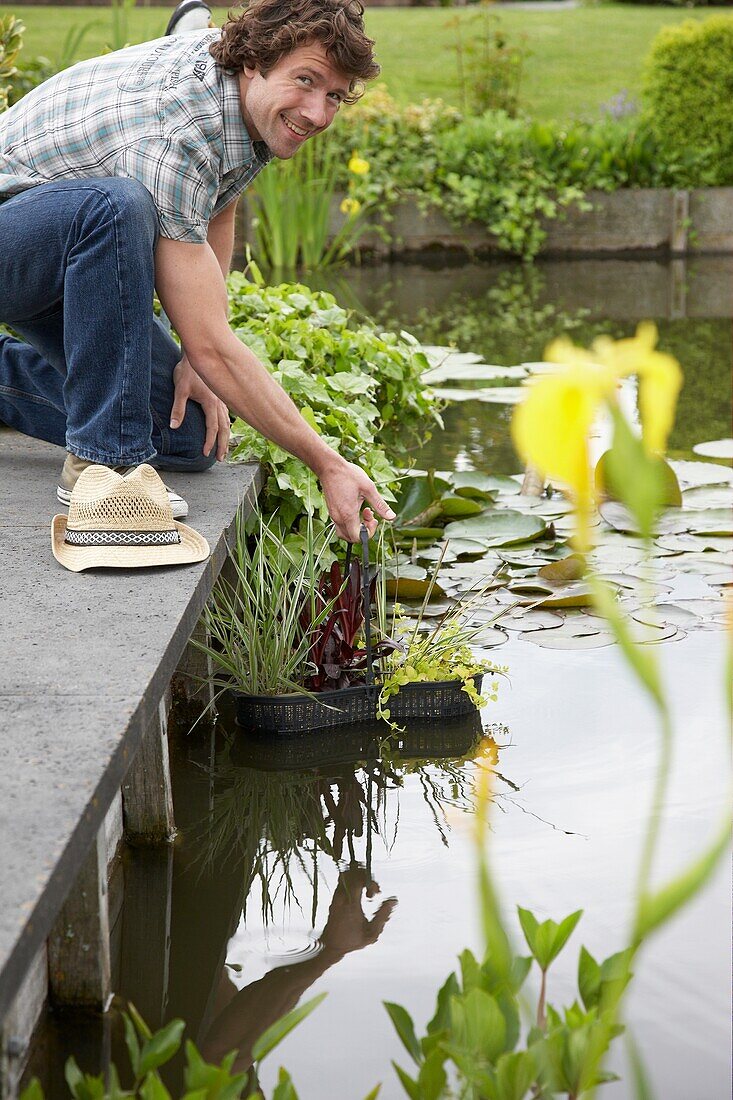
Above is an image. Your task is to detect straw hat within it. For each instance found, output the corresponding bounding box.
[52,464,209,572]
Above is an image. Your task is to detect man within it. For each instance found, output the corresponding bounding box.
[0,0,394,542]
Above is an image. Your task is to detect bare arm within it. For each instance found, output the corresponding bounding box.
[206,200,237,280]
[155,236,394,541]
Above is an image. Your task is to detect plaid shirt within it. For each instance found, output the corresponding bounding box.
[0,31,272,242]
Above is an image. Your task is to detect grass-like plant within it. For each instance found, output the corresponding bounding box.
[198,508,341,698]
[249,137,371,270]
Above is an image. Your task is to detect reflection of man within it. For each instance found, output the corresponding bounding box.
[0,0,394,541]
[201,868,396,1075]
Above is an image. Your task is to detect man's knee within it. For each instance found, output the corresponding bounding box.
[152,399,219,472]
[83,177,159,246]
[151,447,217,474]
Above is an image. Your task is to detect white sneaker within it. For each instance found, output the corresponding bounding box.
[57,454,189,519]
[56,481,189,519]
[165,0,213,36]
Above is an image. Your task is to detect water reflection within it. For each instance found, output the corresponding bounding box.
[194,715,493,925]
[310,258,733,471]
[185,714,513,1082]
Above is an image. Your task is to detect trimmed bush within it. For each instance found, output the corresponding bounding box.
[643,14,733,184]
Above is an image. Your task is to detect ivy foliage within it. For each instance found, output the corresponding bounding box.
[227,268,442,528]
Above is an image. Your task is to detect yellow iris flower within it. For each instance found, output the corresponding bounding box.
[348,153,370,175]
[339,196,361,216]
[511,323,682,551]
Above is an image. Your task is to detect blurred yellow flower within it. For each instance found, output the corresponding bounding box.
[339,196,361,216]
[348,153,370,175]
[511,323,682,552]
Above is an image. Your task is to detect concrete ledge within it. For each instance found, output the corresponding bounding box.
[0,431,261,1028]
[240,187,733,259]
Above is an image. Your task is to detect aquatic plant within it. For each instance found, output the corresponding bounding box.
[375,539,508,727]
[198,507,341,698]
[19,997,321,1099]
[249,136,373,270]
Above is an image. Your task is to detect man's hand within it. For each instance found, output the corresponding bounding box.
[320,867,397,961]
[170,354,230,461]
[319,459,396,543]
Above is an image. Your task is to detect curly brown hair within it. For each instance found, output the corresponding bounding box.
[209,0,380,103]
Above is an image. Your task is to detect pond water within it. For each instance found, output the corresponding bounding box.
[24,258,731,1098]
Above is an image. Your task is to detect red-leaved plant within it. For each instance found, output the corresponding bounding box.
[300,560,399,692]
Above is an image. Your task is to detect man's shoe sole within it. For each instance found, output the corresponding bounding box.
[165,0,212,35]
[56,484,189,519]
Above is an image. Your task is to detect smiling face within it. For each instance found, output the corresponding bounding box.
[238,42,350,158]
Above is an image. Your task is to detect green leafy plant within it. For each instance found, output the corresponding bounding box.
[20,996,322,1099]
[226,267,440,527]
[328,84,724,259]
[384,906,628,1100]
[0,14,24,112]
[375,539,508,726]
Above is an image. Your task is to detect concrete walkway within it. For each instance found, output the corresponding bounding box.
[0,430,260,1032]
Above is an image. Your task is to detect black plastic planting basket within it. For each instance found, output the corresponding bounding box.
[234,526,484,736]
[235,674,484,735]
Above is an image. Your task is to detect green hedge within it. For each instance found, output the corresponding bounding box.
[643,14,733,182]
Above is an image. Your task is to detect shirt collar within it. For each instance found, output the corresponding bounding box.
[220,69,273,173]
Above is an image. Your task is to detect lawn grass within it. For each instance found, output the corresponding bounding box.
[1,4,729,121]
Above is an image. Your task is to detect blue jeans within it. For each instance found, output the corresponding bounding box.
[0,177,215,472]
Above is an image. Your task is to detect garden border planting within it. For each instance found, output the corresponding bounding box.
[240,188,733,260]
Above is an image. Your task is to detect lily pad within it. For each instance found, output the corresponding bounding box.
[421,347,484,366]
[682,485,733,509]
[432,386,525,405]
[417,544,458,565]
[628,621,679,644]
[451,537,498,558]
[385,576,447,601]
[423,362,528,384]
[595,449,682,507]
[664,572,722,601]
[471,628,510,650]
[508,579,556,596]
[599,502,658,535]
[451,472,521,498]
[534,582,595,609]
[705,573,733,587]
[443,512,547,546]
[538,554,586,585]
[670,460,733,487]
[674,508,733,536]
[503,609,563,632]
[394,473,451,525]
[667,597,726,617]
[692,439,733,460]
[655,533,733,554]
[632,604,698,628]
[524,631,615,650]
[440,495,485,518]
